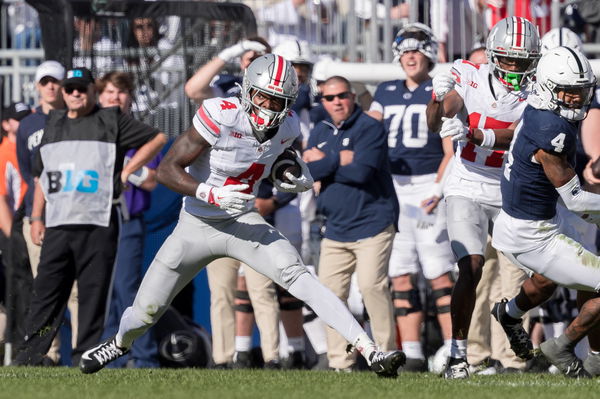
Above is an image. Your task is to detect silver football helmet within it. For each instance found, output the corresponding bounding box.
[241,54,298,137]
[528,46,596,121]
[486,16,541,91]
[392,22,438,69]
[273,39,313,66]
[540,27,583,54]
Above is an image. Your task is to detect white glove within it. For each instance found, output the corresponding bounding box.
[274,158,314,193]
[432,72,456,102]
[440,117,471,142]
[196,183,255,211]
[217,40,267,63]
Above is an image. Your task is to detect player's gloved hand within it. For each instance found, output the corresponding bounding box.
[274,158,314,193]
[196,183,255,211]
[217,40,267,63]
[440,117,471,142]
[432,72,456,102]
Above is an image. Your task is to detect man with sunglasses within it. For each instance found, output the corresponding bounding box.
[14,67,167,366]
[303,76,398,372]
[14,60,72,365]
[425,17,541,379]
[367,23,455,373]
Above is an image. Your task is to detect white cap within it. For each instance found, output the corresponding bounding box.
[35,60,65,83]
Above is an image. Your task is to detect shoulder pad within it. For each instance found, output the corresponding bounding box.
[201,97,243,128]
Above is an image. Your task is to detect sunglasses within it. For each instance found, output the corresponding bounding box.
[39,76,60,86]
[322,91,351,102]
[64,85,89,94]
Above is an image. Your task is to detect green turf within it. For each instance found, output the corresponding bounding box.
[1,368,598,399]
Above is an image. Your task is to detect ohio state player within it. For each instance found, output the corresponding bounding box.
[425,16,541,379]
[79,54,406,376]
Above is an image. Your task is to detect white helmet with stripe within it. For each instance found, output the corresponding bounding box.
[529,46,596,121]
[486,16,541,91]
[540,27,583,54]
[241,54,298,136]
[392,22,438,69]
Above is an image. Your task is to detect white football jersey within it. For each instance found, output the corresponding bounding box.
[450,60,529,185]
[185,96,300,219]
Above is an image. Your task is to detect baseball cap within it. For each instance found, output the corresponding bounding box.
[35,60,66,83]
[2,102,32,122]
[62,68,95,87]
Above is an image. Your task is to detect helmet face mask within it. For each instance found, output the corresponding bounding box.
[486,17,541,91]
[392,22,438,69]
[241,54,299,140]
[529,46,597,121]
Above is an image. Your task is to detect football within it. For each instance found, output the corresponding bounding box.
[271,148,302,184]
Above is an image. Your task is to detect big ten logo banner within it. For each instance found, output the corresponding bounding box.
[46,164,100,194]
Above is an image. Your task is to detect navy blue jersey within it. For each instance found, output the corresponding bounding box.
[292,83,312,115]
[212,74,242,97]
[371,79,443,175]
[502,105,579,220]
[16,106,48,216]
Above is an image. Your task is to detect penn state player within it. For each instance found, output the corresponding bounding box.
[368,23,455,372]
[425,16,541,378]
[492,47,600,378]
[79,54,406,376]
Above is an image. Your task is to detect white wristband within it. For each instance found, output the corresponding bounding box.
[480,129,496,149]
[195,183,215,204]
[431,182,443,198]
[127,166,149,187]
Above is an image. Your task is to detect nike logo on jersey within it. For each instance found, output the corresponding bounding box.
[425,86,433,91]
[317,142,327,149]
[281,137,293,145]
[385,85,396,91]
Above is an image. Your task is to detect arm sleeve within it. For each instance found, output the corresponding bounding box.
[556,174,600,213]
[118,111,161,149]
[333,120,386,185]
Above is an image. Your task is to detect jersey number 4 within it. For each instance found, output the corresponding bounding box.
[224,163,265,193]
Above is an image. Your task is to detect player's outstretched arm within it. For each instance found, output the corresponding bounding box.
[538,149,600,216]
[157,126,211,197]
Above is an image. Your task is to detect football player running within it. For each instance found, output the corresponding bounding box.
[492,46,600,378]
[368,23,455,372]
[79,54,406,377]
[425,16,541,378]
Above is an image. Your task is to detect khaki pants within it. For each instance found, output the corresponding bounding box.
[206,257,280,364]
[467,239,529,369]
[24,220,79,362]
[318,225,396,369]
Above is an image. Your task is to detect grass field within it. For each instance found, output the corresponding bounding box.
[1,368,598,399]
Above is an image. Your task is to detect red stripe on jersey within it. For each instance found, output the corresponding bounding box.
[468,112,513,129]
[273,55,285,87]
[198,106,220,135]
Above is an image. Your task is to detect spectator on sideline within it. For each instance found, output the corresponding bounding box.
[97,71,162,368]
[0,103,31,238]
[15,60,77,365]
[304,76,398,371]
[14,67,167,366]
